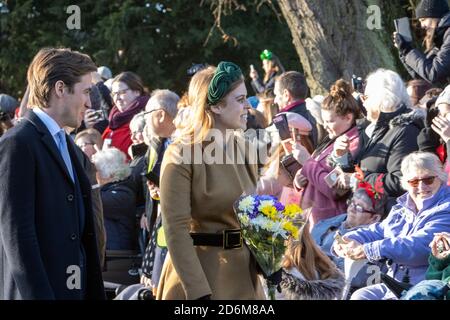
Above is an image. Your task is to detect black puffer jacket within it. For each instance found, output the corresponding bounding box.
[101,178,137,250]
[354,105,422,209]
[401,12,450,85]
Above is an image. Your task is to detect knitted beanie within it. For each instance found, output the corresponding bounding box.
[415,0,450,19]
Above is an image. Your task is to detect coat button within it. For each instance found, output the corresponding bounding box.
[70,234,77,241]
[67,194,74,202]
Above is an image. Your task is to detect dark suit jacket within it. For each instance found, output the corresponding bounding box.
[0,110,105,300]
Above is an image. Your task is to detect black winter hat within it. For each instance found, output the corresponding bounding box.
[415,0,450,19]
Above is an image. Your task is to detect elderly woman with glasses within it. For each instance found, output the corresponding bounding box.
[101,71,149,159]
[333,151,450,300]
[312,182,388,298]
[92,148,137,251]
[338,69,422,213]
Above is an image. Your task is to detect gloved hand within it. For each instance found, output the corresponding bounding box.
[393,32,413,55]
[266,269,283,293]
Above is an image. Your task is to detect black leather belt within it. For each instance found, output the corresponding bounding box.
[190,229,242,250]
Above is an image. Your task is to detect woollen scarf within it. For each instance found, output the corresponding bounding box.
[109,95,149,130]
[207,61,243,105]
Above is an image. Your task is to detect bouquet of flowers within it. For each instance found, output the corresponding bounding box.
[233,194,303,300]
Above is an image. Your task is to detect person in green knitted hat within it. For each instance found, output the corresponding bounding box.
[154,62,268,300]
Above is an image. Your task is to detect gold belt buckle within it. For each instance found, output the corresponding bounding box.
[223,229,242,249]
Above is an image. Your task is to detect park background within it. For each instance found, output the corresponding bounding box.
[0,0,427,98]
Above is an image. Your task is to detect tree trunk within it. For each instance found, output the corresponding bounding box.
[278,0,407,95]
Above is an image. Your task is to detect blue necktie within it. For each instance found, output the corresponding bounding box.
[56,130,74,182]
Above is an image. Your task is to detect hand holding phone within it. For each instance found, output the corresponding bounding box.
[141,171,160,187]
[291,141,310,165]
[291,128,302,142]
[84,109,101,128]
[280,154,302,181]
[334,230,346,245]
[394,17,412,42]
[273,113,291,140]
[249,64,258,80]
[333,135,350,157]
[324,167,342,188]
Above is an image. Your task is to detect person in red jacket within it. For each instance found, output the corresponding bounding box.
[102,72,149,159]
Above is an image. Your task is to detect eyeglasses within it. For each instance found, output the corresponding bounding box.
[140,109,163,117]
[347,199,376,215]
[260,49,273,61]
[111,88,131,98]
[407,176,437,188]
[77,142,95,149]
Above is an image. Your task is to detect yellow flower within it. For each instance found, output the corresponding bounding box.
[261,205,278,220]
[283,204,303,218]
[283,221,299,239]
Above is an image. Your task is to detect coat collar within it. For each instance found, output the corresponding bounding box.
[397,184,449,214]
[24,110,75,185]
[376,104,409,127]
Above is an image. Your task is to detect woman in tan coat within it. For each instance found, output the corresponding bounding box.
[156,62,266,300]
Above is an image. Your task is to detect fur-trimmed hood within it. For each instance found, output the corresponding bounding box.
[279,269,345,300]
[389,108,426,128]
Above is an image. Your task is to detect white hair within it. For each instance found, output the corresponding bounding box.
[364,69,412,114]
[400,151,447,189]
[92,147,131,181]
[130,112,146,133]
[145,89,180,119]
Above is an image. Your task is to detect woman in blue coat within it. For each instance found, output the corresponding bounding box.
[333,152,450,300]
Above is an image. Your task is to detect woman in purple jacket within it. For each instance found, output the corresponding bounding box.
[334,151,450,300]
[292,79,362,227]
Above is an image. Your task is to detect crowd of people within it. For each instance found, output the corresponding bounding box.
[1,0,450,301]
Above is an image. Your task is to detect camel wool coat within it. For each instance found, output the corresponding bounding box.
[156,135,265,300]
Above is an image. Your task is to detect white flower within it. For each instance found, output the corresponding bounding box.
[260,219,275,232]
[238,213,250,227]
[238,196,255,214]
[271,221,288,239]
[251,215,269,231]
[258,200,274,212]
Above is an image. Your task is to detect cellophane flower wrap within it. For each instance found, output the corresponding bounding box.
[233,194,302,299]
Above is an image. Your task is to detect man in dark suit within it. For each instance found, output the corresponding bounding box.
[0,48,105,299]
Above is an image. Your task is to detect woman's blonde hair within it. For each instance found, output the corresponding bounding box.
[282,222,339,280]
[174,66,243,145]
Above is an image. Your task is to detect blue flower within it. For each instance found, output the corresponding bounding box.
[274,201,285,212]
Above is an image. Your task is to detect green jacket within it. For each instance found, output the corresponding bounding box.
[426,254,450,299]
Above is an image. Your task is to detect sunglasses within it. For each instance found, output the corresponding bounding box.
[407,176,437,188]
